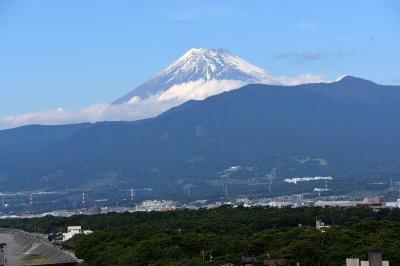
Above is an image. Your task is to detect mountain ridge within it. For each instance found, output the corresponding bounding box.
[1,77,399,197]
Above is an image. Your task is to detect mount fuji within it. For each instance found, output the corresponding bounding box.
[0,48,328,129]
[113,48,325,104]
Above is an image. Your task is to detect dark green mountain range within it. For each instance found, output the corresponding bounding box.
[1,76,399,197]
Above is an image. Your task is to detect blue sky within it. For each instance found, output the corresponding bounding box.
[0,0,399,119]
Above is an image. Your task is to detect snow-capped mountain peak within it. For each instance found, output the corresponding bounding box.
[113,48,275,104]
[161,48,270,81]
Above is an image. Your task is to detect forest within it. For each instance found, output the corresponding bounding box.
[1,206,400,265]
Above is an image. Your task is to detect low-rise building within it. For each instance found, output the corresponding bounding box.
[361,197,383,207]
[346,258,360,266]
[62,226,93,241]
[62,226,81,241]
[314,200,359,207]
[315,219,331,232]
[346,248,389,266]
[135,200,176,212]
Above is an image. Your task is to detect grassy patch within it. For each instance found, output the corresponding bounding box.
[22,254,55,265]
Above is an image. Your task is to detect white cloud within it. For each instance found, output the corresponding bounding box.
[1,75,331,129]
[335,75,348,82]
[272,51,344,64]
[157,79,247,102]
[127,96,141,104]
[0,98,181,130]
[276,73,331,86]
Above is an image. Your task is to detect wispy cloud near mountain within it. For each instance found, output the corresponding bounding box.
[272,51,345,63]
[1,99,179,129]
[0,74,329,129]
[0,48,331,129]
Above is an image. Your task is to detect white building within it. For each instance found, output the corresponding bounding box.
[348,259,389,266]
[62,226,93,241]
[268,201,292,208]
[315,219,331,232]
[360,261,389,266]
[314,200,359,207]
[387,199,400,208]
[346,258,360,266]
[135,200,176,212]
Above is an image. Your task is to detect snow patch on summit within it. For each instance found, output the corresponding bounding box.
[161,48,271,82]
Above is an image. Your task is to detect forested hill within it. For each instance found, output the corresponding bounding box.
[1,206,400,265]
[1,77,400,197]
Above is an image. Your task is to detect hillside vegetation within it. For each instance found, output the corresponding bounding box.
[2,206,400,265]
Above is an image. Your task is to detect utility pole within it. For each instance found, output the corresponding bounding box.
[0,243,6,266]
[184,184,193,198]
[266,168,277,195]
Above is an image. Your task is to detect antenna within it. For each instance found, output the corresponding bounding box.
[184,184,193,197]
[29,193,33,207]
[122,187,152,200]
[130,188,134,200]
[81,192,86,205]
[266,168,277,194]
[224,183,228,199]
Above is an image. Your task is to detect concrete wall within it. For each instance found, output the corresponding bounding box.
[346,258,360,266]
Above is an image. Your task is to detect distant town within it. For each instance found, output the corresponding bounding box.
[1,193,400,220]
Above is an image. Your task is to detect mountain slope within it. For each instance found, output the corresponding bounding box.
[112,48,276,104]
[1,77,400,196]
[0,123,92,154]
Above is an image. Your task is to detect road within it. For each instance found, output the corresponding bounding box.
[0,231,25,266]
[0,229,79,266]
